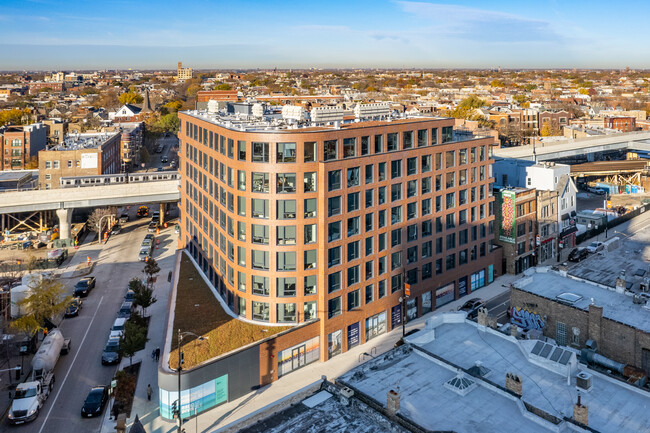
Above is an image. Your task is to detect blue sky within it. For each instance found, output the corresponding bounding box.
[1,0,649,70]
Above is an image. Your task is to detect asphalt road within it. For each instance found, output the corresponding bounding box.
[10,206,168,433]
[483,290,511,325]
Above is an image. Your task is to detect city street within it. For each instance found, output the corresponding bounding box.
[8,204,177,433]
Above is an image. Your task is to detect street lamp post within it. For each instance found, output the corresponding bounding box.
[176,330,207,433]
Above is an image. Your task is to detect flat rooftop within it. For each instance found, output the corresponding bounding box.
[50,131,119,151]
[182,108,455,134]
[514,268,650,333]
[340,315,650,433]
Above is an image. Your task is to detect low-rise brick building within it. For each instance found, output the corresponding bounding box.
[38,131,121,189]
[0,123,47,170]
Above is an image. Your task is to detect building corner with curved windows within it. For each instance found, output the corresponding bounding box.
[175,101,501,399]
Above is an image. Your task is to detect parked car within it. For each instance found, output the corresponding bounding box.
[458,298,486,319]
[117,301,134,320]
[147,221,158,233]
[81,386,108,417]
[151,211,160,223]
[109,317,127,339]
[586,241,605,253]
[101,337,121,365]
[64,297,82,317]
[568,247,589,262]
[588,187,606,195]
[119,214,129,224]
[138,247,152,262]
[110,224,121,235]
[74,277,96,297]
[124,289,135,302]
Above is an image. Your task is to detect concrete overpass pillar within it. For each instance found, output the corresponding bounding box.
[160,203,166,226]
[56,208,72,241]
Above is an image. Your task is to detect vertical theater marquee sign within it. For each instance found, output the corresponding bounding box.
[500,190,516,243]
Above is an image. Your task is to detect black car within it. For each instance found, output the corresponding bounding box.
[119,213,129,224]
[74,277,96,297]
[124,289,135,302]
[64,297,82,317]
[458,298,486,319]
[101,337,121,365]
[81,386,108,417]
[568,248,589,262]
[110,224,121,235]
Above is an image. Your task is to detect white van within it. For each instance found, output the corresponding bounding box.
[110,317,127,338]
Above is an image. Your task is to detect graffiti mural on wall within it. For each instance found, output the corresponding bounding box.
[510,306,545,330]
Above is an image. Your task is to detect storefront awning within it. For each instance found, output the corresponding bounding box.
[560,226,578,238]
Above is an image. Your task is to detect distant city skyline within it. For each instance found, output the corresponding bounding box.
[2,0,650,70]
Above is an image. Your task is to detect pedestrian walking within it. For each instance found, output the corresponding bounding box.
[151,349,156,361]
[155,347,160,361]
[147,384,152,401]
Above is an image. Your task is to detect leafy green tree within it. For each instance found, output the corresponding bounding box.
[512,94,530,105]
[118,321,149,367]
[11,277,71,336]
[214,83,231,90]
[139,146,150,164]
[129,277,157,317]
[118,92,144,105]
[158,113,179,133]
[490,79,505,88]
[164,100,183,113]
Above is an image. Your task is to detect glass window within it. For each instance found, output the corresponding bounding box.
[277,251,296,271]
[252,250,269,270]
[407,246,418,264]
[347,216,360,237]
[391,183,402,202]
[252,142,269,162]
[378,280,386,298]
[391,251,402,270]
[347,289,360,310]
[417,129,428,147]
[277,142,297,162]
[347,240,360,261]
[347,167,360,187]
[328,170,341,191]
[238,271,246,292]
[237,221,246,241]
[459,148,467,165]
[277,277,297,297]
[407,224,417,242]
[378,209,386,228]
[407,180,417,198]
[391,228,402,247]
[328,296,342,318]
[252,224,269,244]
[422,177,431,194]
[324,139,338,161]
[348,192,360,212]
[445,151,455,168]
[304,224,316,244]
[328,246,341,267]
[304,172,317,192]
[365,236,374,256]
[407,157,417,175]
[403,131,413,149]
[237,170,246,191]
[378,162,386,181]
[304,249,317,270]
[304,275,317,295]
[328,221,341,242]
[446,192,455,209]
[304,301,317,320]
[277,200,296,219]
[252,275,269,296]
[387,133,398,151]
[365,188,374,207]
[391,160,402,178]
[374,134,383,153]
[422,198,431,215]
[304,142,316,162]
[442,126,453,143]
[238,140,246,160]
[305,198,317,218]
[328,272,341,293]
[328,196,341,216]
[277,225,296,245]
[407,202,417,219]
[252,301,269,321]
[378,186,386,205]
[365,212,373,232]
[343,138,356,158]
[365,284,374,304]
[251,199,269,218]
[252,172,269,193]
[347,265,360,286]
[277,303,296,323]
[391,206,402,224]
[277,173,296,193]
[365,164,373,184]
[361,136,370,155]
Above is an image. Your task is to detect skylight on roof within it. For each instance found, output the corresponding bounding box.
[444,374,476,397]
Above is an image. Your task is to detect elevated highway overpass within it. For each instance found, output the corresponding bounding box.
[0,179,180,241]
[493,131,650,161]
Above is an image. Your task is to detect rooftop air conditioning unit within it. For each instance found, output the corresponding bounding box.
[576,371,592,391]
[340,387,354,398]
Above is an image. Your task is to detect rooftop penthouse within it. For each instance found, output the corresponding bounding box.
[51,131,121,151]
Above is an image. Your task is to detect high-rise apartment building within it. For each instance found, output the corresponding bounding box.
[176,62,193,82]
[178,104,500,361]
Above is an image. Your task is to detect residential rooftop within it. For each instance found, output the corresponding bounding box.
[340,314,650,433]
[50,131,120,151]
[514,267,650,334]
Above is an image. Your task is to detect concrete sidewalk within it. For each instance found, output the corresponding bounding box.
[99,228,178,433]
[114,268,519,433]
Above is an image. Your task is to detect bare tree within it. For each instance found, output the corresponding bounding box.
[87,207,117,240]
